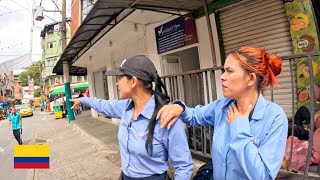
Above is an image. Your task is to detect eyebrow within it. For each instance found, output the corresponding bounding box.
[224,67,232,71]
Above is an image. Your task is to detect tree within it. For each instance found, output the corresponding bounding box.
[27,61,41,86]
[19,71,28,86]
[19,61,42,87]
[34,89,41,97]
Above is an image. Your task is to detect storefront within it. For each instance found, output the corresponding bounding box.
[53,1,320,176]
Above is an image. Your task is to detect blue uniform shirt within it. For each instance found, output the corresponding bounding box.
[81,95,193,179]
[176,94,288,180]
[9,113,21,130]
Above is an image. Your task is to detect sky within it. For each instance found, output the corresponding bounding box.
[0,0,72,74]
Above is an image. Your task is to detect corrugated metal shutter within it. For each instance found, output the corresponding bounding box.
[219,0,297,118]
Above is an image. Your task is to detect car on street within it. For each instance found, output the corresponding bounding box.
[15,104,33,117]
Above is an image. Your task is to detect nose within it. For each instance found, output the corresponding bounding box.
[220,71,226,81]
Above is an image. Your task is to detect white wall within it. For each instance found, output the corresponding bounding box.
[86,67,98,117]
[73,10,225,118]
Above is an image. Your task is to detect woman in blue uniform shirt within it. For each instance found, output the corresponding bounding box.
[70,55,193,179]
[158,47,288,180]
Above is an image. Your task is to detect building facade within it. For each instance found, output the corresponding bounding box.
[40,19,82,95]
[55,0,320,173]
[0,71,14,102]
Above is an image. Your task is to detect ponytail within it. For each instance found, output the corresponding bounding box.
[145,73,170,156]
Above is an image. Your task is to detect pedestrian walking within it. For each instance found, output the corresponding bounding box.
[8,108,22,145]
[158,47,288,180]
[70,55,193,179]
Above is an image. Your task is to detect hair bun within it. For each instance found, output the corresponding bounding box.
[267,53,282,77]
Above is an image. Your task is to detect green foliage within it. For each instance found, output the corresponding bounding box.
[34,88,41,97]
[19,61,42,87]
[19,71,28,86]
[27,61,41,86]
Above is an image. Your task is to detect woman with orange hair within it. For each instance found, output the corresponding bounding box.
[158,47,288,179]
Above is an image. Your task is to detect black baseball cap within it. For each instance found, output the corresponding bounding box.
[105,55,157,82]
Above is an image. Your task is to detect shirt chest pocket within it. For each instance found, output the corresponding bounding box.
[135,131,165,159]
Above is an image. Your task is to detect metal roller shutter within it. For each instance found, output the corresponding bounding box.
[219,0,297,118]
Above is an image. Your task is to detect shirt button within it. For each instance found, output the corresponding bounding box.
[223,163,226,166]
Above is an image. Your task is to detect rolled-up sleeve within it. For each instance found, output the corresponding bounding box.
[80,97,129,119]
[229,111,288,179]
[163,118,193,180]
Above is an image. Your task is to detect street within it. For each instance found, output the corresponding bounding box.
[0,109,50,180]
[0,109,122,180]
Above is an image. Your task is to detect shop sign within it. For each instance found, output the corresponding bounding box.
[155,15,198,54]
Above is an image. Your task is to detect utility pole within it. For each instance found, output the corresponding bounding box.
[61,0,75,122]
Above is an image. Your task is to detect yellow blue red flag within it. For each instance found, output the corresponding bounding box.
[14,145,50,169]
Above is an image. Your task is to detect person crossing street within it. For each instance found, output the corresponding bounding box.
[8,108,22,145]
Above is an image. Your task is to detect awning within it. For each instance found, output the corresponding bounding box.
[53,0,214,75]
[0,53,33,74]
[73,82,89,91]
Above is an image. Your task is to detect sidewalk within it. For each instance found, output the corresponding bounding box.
[31,111,121,180]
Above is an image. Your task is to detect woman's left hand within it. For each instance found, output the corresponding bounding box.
[226,103,252,125]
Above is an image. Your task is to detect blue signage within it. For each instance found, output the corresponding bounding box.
[155,16,198,54]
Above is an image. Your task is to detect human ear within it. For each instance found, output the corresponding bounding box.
[247,73,257,87]
[131,76,138,88]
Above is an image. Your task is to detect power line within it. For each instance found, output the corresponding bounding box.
[43,15,62,38]
[0,42,26,50]
[0,9,25,16]
[67,0,76,15]
[0,4,27,17]
[50,0,71,26]
[7,0,30,11]
[23,0,31,8]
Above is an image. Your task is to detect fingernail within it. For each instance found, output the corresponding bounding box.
[167,126,170,130]
[160,124,163,128]
[248,104,252,109]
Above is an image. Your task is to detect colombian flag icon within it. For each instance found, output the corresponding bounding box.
[14,145,50,169]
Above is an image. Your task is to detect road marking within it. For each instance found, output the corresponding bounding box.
[0,147,4,152]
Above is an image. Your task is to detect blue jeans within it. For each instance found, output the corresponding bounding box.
[13,129,22,145]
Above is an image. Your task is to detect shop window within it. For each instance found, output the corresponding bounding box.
[77,76,82,82]
[84,75,87,81]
